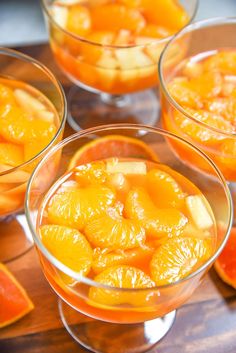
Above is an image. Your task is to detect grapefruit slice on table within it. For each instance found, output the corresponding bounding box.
[0,263,34,328]
[68,135,159,169]
[215,227,236,289]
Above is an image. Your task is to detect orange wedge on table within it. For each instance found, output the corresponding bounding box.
[0,263,34,328]
[68,135,158,169]
[215,227,236,289]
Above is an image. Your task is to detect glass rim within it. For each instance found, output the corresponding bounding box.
[0,46,67,176]
[158,16,236,138]
[25,123,233,292]
[41,0,199,49]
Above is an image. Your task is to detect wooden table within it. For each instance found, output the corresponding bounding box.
[0,44,236,353]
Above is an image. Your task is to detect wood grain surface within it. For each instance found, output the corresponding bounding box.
[0,44,236,353]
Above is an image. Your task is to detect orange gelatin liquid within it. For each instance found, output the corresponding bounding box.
[37,158,216,323]
[162,49,236,181]
[0,77,59,216]
[49,0,188,94]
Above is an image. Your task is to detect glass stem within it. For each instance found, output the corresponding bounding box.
[100,93,130,108]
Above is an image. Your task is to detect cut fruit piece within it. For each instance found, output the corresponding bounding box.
[80,31,115,64]
[185,195,214,230]
[90,4,146,32]
[14,89,46,114]
[40,225,93,275]
[84,207,145,250]
[173,108,235,145]
[0,263,34,328]
[106,160,147,175]
[0,104,56,144]
[203,51,236,75]
[147,169,185,209]
[124,187,188,239]
[0,143,24,167]
[0,83,16,106]
[66,4,91,36]
[142,0,189,31]
[182,61,203,79]
[89,265,155,307]
[68,135,158,169]
[75,161,107,187]
[92,244,156,274]
[51,4,68,28]
[189,72,222,99]
[150,236,212,285]
[47,186,115,229]
[139,24,173,39]
[168,77,203,109]
[215,227,236,289]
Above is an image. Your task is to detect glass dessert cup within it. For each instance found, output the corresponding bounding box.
[25,124,232,353]
[159,17,236,221]
[41,0,198,131]
[0,47,67,263]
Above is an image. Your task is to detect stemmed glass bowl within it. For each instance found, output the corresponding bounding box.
[159,17,236,216]
[41,0,198,131]
[0,47,67,263]
[25,124,232,353]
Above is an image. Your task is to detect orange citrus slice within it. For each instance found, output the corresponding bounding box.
[214,227,236,289]
[47,186,115,230]
[124,187,188,239]
[150,236,212,286]
[68,135,158,170]
[89,265,155,307]
[40,225,93,275]
[84,207,145,250]
[0,263,34,328]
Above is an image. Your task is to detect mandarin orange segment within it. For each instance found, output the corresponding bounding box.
[77,30,115,64]
[205,97,236,123]
[74,161,107,186]
[0,143,24,167]
[90,4,146,33]
[124,187,188,239]
[147,169,185,209]
[173,108,235,145]
[203,51,236,75]
[47,186,115,229]
[168,78,203,109]
[40,225,93,275]
[92,244,156,274]
[84,207,145,250]
[66,5,91,37]
[150,236,212,285]
[89,265,155,307]
[142,0,189,31]
[0,83,16,106]
[189,72,222,99]
[0,104,56,144]
[24,137,52,162]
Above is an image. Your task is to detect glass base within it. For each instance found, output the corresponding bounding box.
[67,86,160,131]
[0,213,33,263]
[58,299,176,353]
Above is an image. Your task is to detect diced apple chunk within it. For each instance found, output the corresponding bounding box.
[106,161,147,175]
[14,89,45,112]
[37,110,55,123]
[51,4,68,28]
[96,52,118,89]
[185,195,214,230]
